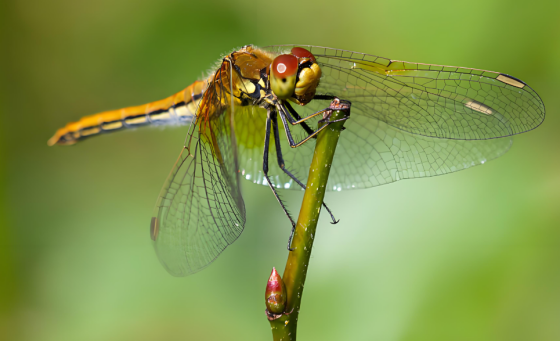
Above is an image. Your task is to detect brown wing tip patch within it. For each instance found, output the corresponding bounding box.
[497,74,526,88]
[150,217,159,241]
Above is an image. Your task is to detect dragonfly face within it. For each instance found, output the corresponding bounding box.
[49,45,544,276]
[269,48,322,105]
[227,45,322,110]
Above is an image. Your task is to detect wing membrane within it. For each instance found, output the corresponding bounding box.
[327,114,513,190]
[152,78,245,276]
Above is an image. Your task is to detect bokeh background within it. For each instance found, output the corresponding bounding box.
[2,0,560,340]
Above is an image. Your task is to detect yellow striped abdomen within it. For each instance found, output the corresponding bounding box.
[48,80,207,146]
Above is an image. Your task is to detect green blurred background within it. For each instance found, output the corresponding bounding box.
[2,0,559,340]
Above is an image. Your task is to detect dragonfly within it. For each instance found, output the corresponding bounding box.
[48,45,545,276]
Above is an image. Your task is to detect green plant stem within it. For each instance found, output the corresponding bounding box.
[268,102,349,340]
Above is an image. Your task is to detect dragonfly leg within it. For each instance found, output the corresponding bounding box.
[280,96,352,127]
[284,101,315,136]
[270,111,339,225]
[278,106,349,148]
[263,110,297,250]
[281,105,329,126]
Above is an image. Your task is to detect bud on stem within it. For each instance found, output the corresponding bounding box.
[265,267,287,314]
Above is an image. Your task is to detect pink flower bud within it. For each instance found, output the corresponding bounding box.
[265,267,287,314]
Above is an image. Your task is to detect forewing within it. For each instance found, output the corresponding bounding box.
[151,81,245,276]
[265,45,545,140]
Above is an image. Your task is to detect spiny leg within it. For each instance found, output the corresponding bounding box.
[282,105,329,126]
[270,111,339,225]
[263,109,297,250]
[284,101,314,136]
[277,100,349,148]
[280,96,350,127]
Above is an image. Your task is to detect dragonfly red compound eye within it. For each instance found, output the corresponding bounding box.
[291,47,316,62]
[270,54,298,100]
[272,54,298,78]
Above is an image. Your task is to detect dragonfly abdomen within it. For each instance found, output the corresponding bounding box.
[48,80,207,146]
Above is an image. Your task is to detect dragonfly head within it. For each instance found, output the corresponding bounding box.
[270,47,321,105]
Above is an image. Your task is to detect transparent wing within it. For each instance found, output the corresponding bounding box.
[151,79,245,276]
[234,102,513,191]
[265,45,545,140]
